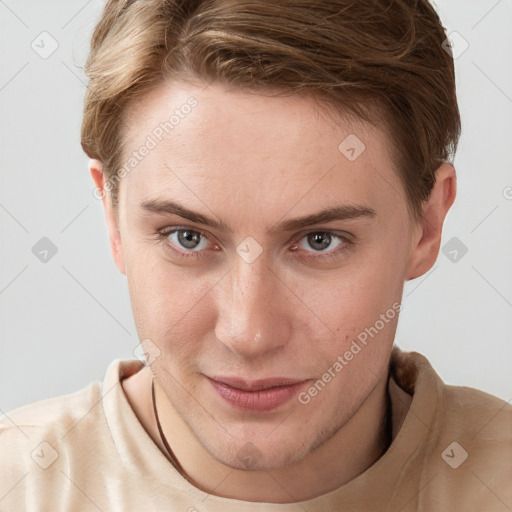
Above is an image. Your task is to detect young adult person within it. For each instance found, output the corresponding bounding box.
[1,1,510,510]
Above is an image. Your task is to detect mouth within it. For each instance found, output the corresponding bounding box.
[207,376,309,413]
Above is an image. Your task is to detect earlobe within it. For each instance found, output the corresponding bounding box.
[406,163,457,280]
[89,159,126,276]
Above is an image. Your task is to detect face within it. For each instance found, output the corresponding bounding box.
[107,79,425,470]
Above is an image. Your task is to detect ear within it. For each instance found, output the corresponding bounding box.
[89,159,126,275]
[406,162,456,280]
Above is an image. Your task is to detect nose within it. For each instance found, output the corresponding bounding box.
[214,257,291,360]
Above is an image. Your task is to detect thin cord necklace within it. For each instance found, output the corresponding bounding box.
[382,385,394,454]
[151,378,185,474]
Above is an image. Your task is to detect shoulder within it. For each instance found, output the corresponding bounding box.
[391,348,511,436]
[0,358,123,444]
[0,380,99,509]
[0,374,105,475]
[1,378,102,435]
[0,360,124,479]
[0,360,138,510]
[439,383,512,465]
[394,348,512,450]
[426,384,512,511]
[0,358,141,440]
[390,348,512,510]
[442,383,511,432]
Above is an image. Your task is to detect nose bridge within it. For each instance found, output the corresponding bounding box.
[215,257,288,358]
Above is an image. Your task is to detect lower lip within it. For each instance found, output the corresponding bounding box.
[208,379,307,413]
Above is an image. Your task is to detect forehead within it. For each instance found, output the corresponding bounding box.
[118,79,404,224]
[121,79,375,155]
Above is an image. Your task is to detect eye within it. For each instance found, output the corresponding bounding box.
[290,231,354,262]
[165,228,212,252]
[156,226,351,263]
[157,226,218,257]
[298,231,343,253]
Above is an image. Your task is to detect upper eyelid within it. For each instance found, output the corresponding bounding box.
[160,225,348,239]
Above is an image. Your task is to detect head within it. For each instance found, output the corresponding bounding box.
[82,0,459,470]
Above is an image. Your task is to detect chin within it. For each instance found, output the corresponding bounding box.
[201,430,313,471]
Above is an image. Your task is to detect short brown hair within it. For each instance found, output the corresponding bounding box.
[81,0,461,220]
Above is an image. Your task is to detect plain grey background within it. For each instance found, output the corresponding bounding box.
[0,0,511,414]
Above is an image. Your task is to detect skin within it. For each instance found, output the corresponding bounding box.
[90,79,456,503]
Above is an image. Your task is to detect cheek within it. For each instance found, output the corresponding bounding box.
[299,261,403,334]
[292,242,406,366]
[125,248,215,348]
[295,272,401,408]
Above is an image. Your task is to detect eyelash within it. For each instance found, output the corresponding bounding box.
[154,226,353,262]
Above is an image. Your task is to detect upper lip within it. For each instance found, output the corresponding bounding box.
[209,376,306,391]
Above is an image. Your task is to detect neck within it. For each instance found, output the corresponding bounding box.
[153,375,391,503]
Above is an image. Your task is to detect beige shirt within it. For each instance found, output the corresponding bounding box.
[1,349,511,511]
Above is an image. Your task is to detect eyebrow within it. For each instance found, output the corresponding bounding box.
[139,199,376,233]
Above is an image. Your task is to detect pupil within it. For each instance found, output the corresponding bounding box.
[178,230,200,249]
[308,232,331,251]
